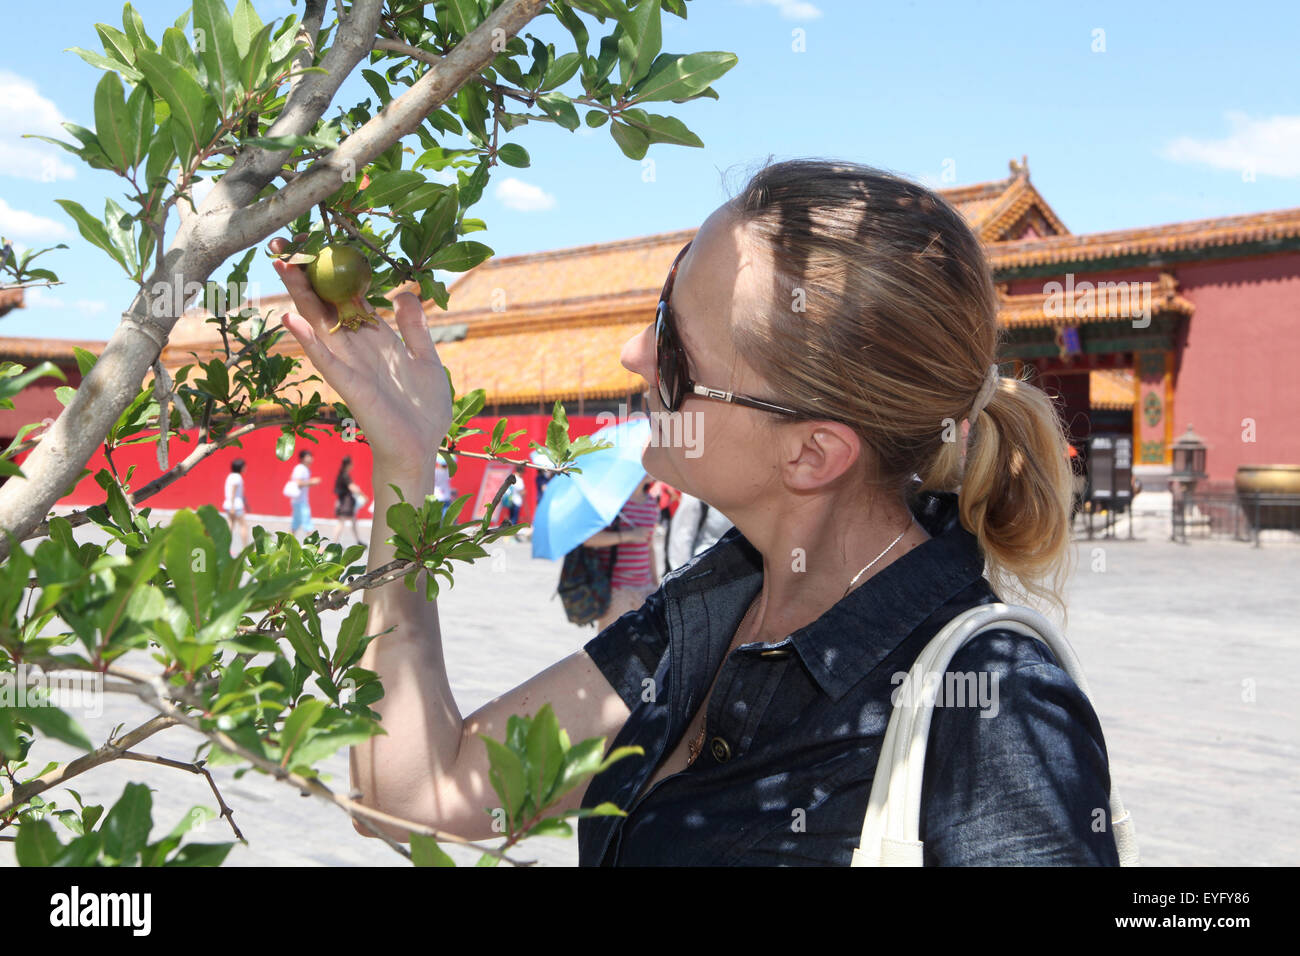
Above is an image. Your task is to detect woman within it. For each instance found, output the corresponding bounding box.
[332,455,367,547]
[268,158,1117,866]
[222,458,249,554]
[580,476,660,632]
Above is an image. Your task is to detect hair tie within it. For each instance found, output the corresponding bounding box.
[962,364,999,472]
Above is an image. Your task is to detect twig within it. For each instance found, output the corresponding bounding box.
[374,37,443,67]
[117,751,247,843]
[0,715,178,815]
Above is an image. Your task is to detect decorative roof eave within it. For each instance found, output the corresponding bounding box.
[989,207,1300,276]
[995,273,1194,329]
[979,178,1071,241]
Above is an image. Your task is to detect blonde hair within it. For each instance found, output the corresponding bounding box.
[728,158,1075,619]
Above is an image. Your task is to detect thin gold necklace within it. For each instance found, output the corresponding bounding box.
[685,518,914,765]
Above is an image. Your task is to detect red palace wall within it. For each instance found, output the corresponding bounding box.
[1175,253,1300,483]
[9,411,628,525]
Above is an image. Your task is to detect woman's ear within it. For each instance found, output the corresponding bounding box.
[781,421,864,491]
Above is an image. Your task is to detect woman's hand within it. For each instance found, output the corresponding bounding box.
[269,236,454,477]
[627,526,655,544]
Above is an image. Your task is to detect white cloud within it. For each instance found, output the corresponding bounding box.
[0,70,78,182]
[1162,112,1300,178]
[736,0,823,19]
[26,286,106,313]
[494,177,557,212]
[0,197,69,241]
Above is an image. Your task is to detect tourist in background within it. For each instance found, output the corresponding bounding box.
[666,492,734,572]
[582,475,659,632]
[288,449,321,538]
[223,458,249,554]
[333,455,368,547]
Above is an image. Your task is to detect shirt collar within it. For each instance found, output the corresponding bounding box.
[662,490,988,702]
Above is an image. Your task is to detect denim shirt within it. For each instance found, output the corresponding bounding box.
[578,490,1119,866]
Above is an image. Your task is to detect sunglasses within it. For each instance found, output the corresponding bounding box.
[655,240,806,418]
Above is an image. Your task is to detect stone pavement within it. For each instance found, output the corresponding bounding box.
[2,509,1296,867]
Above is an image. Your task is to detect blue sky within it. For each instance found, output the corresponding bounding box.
[2,0,1297,341]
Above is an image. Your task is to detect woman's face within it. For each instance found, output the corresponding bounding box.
[621,202,781,511]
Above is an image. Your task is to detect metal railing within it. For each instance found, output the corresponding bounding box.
[1172,488,1300,546]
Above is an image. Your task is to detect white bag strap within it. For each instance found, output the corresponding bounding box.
[851,602,1139,866]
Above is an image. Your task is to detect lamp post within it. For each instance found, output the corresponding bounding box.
[1168,424,1207,542]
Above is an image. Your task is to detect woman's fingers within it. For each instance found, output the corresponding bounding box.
[271,256,336,334]
[392,291,440,364]
[280,309,350,387]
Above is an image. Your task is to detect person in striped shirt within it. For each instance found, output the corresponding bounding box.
[585,475,660,632]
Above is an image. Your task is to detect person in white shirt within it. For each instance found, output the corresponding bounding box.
[666,492,734,572]
[433,455,454,519]
[223,458,249,553]
[289,450,321,537]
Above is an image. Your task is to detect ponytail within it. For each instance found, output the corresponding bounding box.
[957,373,1075,623]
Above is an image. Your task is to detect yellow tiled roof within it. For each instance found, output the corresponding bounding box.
[1091,369,1136,410]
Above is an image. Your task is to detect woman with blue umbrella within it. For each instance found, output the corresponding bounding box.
[581,476,659,631]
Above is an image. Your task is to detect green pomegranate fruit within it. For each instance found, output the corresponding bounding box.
[306,245,375,333]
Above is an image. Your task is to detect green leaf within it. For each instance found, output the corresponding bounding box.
[124,4,157,55]
[92,72,134,171]
[628,51,738,104]
[535,91,580,131]
[101,782,153,865]
[410,833,457,866]
[363,170,427,210]
[104,198,138,276]
[497,142,530,168]
[96,23,137,68]
[165,842,233,866]
[194,0,242,111]
[428,241,492,273]
[66,46,143,83]
[15,819,65,866]
[525,817,573,838]
[620,108,703,148]
[135,48,215,154]
[54,200,126,271]
[276,431,295,461]
[609,120,649,159]
[524,704,565,806]
[231,0,264,57]
[125,81,154,169]
[164,509,216,630]
[332,600,371,670]
[480,735,527,826]
[585,109,610,128]
[619,0,662,89]
[279,698,327,766]
[0,361,66,403]
[242,133,337,152]
[546,400,571,462]
[444,0,484,37]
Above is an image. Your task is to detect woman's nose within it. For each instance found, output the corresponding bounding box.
[621,322,655,382]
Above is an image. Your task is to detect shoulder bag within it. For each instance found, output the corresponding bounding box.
[851,602,1139,866]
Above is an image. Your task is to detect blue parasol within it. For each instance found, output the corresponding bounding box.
[529,417,651,560]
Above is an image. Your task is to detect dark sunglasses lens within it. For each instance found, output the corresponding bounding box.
[656,306,678,410]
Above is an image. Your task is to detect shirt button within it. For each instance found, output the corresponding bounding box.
[759,647,792,659]
[709,736,732,763]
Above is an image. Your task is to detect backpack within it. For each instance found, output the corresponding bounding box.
[557,516,621,627]
[664,503,709,573]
